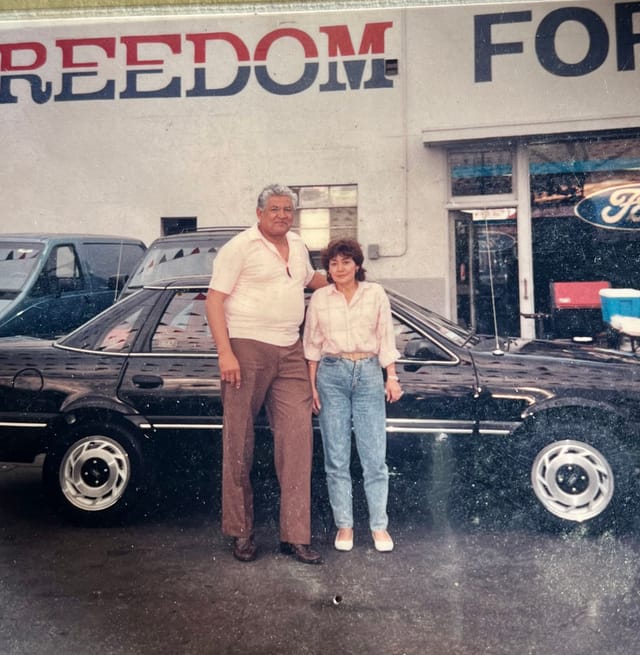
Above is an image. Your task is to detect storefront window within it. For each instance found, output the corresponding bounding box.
[291,184,357,253]
[297,208,330,250]
[529,134,640,337]
[449,149,513,197]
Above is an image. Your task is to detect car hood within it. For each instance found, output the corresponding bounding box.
[499,338,640,365]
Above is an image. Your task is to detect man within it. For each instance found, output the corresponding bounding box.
[206,184,327,564]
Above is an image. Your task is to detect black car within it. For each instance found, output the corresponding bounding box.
[1,276,639,531]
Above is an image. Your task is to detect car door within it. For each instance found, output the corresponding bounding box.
[0,243,89,338]
[388,310,530,442]
[386,312,482,438]
[117,287,224,434]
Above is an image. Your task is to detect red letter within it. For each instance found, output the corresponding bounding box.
[120,34,181,65]
[186,32,250,63]
[56,38,116,68]
[0,42,46,71]
[319,22,393,57]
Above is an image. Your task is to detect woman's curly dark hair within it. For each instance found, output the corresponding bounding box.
[321,239,366,283]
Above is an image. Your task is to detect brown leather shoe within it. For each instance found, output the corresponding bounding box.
[232,537,257,562]
[280,542,322,565]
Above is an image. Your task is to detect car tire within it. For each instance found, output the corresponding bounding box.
[515,412,634,534]
[43,421,146,526]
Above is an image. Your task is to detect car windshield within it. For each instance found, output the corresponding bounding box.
[0,242,43,292]
[124,236,233,291]
[387,289,476,347]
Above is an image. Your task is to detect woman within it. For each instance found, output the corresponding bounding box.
[303,239,402,553]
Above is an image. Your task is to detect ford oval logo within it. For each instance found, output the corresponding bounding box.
[575,184,640,230]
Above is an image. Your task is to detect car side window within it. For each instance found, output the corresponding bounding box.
[84,242,146,290]
[33,245,83,296]
[151,289,213,353]
[95,308,145,352]
[393,315,453,363]
[60,291,157,351]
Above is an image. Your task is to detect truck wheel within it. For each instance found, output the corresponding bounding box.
[43,421,146,526]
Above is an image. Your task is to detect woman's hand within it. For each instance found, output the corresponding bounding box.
[312,388,322,415]
[385,378,403,402]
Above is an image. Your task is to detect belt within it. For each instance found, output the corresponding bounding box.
[334,352,374,361]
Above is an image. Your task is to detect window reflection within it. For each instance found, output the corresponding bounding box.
[291,184,358,251]
[128,245,218,288]
[95,308,144,352]
[529,135,640,328]
[449,150,513,196]
[60,291,156,352]
[152,290,212,353]
[0,242,42,292]
[393,316,453,363]
[530,137,640,214]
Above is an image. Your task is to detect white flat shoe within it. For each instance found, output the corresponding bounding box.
[334,529,354,552]
[372,530,394,552]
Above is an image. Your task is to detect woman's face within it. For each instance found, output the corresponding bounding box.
[328,254,358,285]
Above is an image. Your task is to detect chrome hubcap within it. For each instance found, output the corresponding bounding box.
[531,440,614,522]
[59,437,130,511]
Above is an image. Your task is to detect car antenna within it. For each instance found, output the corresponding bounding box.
[482,218,504,356]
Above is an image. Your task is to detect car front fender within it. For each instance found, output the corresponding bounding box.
[521,396,627,423]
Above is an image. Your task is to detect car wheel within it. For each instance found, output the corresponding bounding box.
[43,421,145,526]
[518,414,633,533]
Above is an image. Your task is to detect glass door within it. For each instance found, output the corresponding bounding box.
[453,208,520,337]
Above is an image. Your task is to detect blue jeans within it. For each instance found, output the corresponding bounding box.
[317,355,389,531]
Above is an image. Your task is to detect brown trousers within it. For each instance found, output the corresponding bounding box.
[220,338,313,544]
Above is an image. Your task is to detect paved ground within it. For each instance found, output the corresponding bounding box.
[1,450,640,655]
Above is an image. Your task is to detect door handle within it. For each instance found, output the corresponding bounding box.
[132,374,163,389]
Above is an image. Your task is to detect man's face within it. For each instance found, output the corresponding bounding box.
[256,195,295,240]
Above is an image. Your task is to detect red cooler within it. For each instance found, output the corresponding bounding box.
[549,280,610,338]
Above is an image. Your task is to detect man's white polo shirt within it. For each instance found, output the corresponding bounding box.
[209,224,315,347]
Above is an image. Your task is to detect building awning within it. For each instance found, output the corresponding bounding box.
[422,115,639,146]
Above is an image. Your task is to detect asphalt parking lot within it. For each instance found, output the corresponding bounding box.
[1,443,640,655]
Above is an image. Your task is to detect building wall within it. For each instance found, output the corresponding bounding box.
[0,1,638,313]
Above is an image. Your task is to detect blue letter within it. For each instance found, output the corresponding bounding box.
[474,11,531,82]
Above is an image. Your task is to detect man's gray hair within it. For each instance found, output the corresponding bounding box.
[257,184,298,210]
